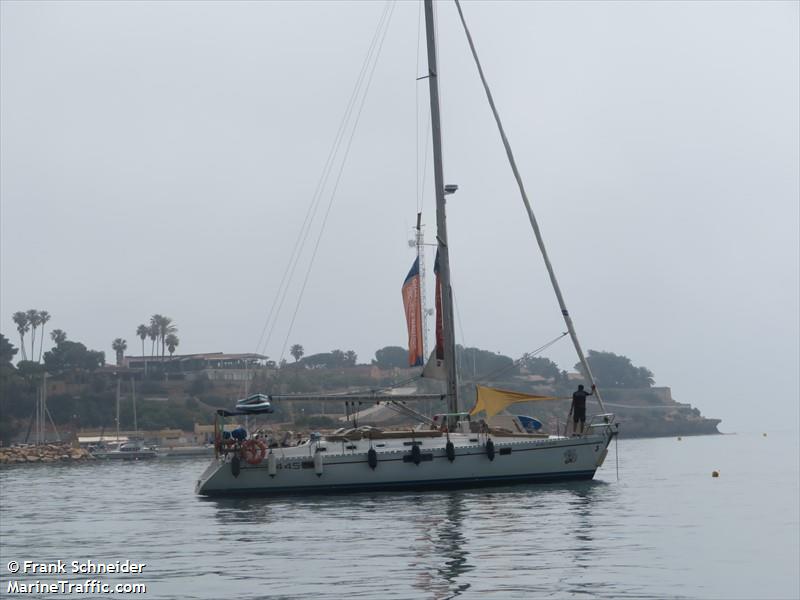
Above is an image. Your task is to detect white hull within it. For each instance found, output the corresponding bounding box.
[195,429,614,496]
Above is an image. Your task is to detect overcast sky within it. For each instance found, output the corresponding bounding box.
[2,1,797,431]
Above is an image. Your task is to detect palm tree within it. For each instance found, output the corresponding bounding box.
[150,315,164,359]
[136,324,150,358]
[150,314,177,360]
[26,309,40,361]
[37,310,50,362]
[12,311,29,361]
[136,324,149,375]
[50,329,67,345]
[112,338,127,366]
[290,344,304,378]
[149,315,162,352]
[147,322,159,358]
[290,344,304,363]
[165,333,179,357]
[160,318,177,359]
[136,324,148,357]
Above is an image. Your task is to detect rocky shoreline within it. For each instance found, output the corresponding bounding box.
[0,443,92,465]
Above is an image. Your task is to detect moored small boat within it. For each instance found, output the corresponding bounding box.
[92,441,157,461]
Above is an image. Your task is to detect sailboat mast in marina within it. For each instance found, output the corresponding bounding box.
[196,0,617,497]
[423,0,459,423]
[91,375,156,461]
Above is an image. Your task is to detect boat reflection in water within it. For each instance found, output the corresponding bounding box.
[411,493,473,599]
[199,480,618,598]
[409,482,612,599]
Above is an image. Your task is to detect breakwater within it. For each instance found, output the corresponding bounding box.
[0,443,91,465]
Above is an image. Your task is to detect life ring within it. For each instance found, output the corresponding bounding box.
[241,439,267,465]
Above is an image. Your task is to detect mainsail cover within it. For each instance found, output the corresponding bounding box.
[401,257,424,367]
[469,385,559,418]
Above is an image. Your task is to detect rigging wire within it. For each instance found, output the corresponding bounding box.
[415,1,433,215]
[278,0,398,363]
[257,1,393,358]
[382,400,436,425]
[460,331,569,385]
[251,1,395,359]
[418,115,431,214]
[327,332,567,406]
[453,0,606,412]
[280,370,423,404]
[415,0,422,214]
[452,291,477,379]
[267,328,564,424]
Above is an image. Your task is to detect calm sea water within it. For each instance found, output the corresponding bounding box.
[1,431,798,600]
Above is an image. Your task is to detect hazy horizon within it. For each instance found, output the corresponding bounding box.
[2,1,798,432]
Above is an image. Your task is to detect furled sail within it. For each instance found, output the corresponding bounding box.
[421,250,446,379]
[401,257,424,367]
[433,250,443,361]
[469,385,559,418]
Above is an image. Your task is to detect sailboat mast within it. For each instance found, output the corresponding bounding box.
[423,0,459,417]
[132,377,138,433]
[116,376,121,443]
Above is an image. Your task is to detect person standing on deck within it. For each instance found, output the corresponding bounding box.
[570,384,595,435]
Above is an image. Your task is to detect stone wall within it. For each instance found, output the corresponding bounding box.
[0,443,92,465]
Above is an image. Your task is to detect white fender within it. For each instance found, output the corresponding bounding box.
[267,451,277,477]
[314,451,323,477]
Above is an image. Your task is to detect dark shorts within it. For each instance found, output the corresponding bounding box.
[573,406,586,423]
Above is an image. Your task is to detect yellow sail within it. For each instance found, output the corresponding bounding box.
[469,385,559,418]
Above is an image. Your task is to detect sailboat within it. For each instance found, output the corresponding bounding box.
[195,0,616,496]
[92,377,156,460]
